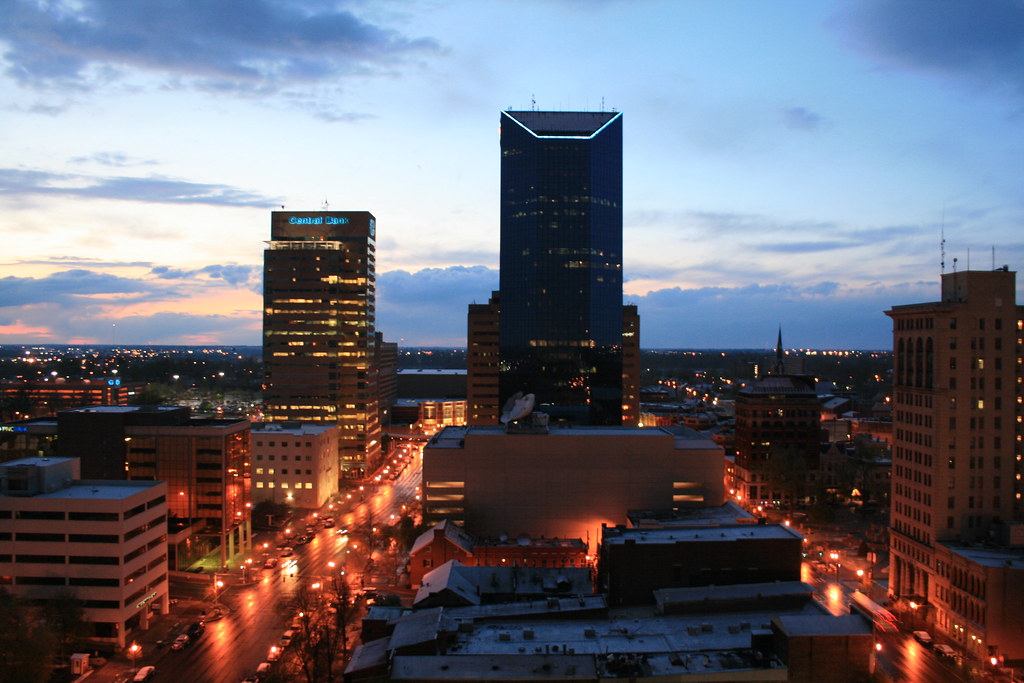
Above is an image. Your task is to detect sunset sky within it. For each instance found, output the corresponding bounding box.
[2,0,1022,349]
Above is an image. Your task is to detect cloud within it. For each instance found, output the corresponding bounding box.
[0,305,259,346]
[0,168,278,207]
[376,266,498,345]
[1,0,441,93]
[0,269,167,308]
[150,264,261,290]
[0,263,263,344]
[833,0,1024,96]
[632,280,934,349]
[70,152,158,167]
[782,107,823,131]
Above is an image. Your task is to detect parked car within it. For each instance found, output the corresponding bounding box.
[912,631,933,647]
[279,630,294,647]
[934,644,956,658]
[133,666,156,682]
[279,547,294,558]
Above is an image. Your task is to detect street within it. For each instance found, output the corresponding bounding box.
[90,444,423,682]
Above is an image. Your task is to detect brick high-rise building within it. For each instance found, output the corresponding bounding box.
[886,267,1024,661]
[732,334,821,506]
[263,210,382,478]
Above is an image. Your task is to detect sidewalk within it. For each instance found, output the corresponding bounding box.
[75,599,210,683]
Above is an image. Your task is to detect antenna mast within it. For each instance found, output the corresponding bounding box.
[940,226,946,274]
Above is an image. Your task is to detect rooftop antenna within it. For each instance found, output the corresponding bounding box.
[940,217,946,274]
[322,198,329,211]
[601,96,605,111]
[992,245,995,270]
[967,248,970,270]
[952,256,958,273]
[531,94,536,111]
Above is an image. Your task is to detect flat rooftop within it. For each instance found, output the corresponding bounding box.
[941,541,1024,568]
[428,425,720,448]
[627,502,754,527]
[65,405,181,414]
[1,455,75,468]
[397,369,466,375]
[603,524,802,545]
[446,600,827,656]
[40,480,163,500]
[251,421,335,436]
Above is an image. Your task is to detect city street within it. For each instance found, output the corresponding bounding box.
[88,444,423,682]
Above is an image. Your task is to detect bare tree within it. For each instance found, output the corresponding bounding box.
[286,572,358,683]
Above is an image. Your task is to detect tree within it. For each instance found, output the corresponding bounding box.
[252,499,292,529]
[39,591,88,661]
[286,574,359,683]
[128,383,169,406]
[0,588,55,683]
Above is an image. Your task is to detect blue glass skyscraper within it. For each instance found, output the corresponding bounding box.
[497,110,625,425]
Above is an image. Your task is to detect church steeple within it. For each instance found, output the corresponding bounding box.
[773,326,785,375]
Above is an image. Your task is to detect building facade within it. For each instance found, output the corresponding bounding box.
[422,425,725,550]
[474,110,638,426]
[732,339,822,507]
[262,210,382,478]
[886,268,1024,662]
[124,414,252,563]
[250,421,339,510]
[0,377,144,421]
[0,457,169,649]
[466,293,500,425]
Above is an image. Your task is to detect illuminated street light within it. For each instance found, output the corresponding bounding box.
[128,642,141,674]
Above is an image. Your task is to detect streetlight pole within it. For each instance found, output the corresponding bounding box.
[128,642,140,674]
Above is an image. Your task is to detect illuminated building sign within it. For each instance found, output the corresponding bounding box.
[0,425,28,433]
[288,216,350,225]
[107,379,122,386]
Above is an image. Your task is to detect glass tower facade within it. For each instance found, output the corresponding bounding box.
[498,110,624,425]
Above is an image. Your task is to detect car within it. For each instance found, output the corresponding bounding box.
[934,644,956,658]
[263,557,278,569]
[187,621,205,640]
[171,633,189,650]
[279,630,294,647]
[912,631,933,647]
[133,666,156,682]
[255,662,272,676]
[279,547,294,557]
[267,646,281,662]
[322,518,335,528]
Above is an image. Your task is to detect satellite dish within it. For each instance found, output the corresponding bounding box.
[500,392,523,423]
[501,392,536,424]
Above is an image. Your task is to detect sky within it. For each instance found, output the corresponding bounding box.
[1,0,1023,350]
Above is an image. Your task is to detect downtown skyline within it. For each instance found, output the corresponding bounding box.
[2,0,1023,350]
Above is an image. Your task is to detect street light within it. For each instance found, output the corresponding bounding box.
[829,551,840,581]
[908,600,919,629]
[128,642,141,674]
